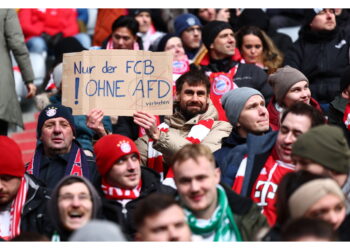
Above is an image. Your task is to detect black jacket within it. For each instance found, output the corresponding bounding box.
[200,58,273,103]
[284,26,350,104]
[20,174,53,237]
[101,167,176,240]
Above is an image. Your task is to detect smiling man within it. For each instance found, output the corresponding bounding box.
[93,134,175,240]
[220,102,325,226]
[26,104,99,190]
[172,143,268,241]
[48,175,102,241]
[134,70,232,181]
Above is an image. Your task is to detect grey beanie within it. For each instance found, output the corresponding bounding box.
[268,66,309,106]
[292,124,350,174]
[221,87,264,125]
[69,220,126,241]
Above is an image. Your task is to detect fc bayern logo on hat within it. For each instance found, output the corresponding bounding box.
[45,107,57,117]
[212,75,233,95]
[117,140,131,153]
[186,17,196,26]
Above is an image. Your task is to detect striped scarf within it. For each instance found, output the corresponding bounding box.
[0,177,28,240]
[26,142,90,179]
[185,185,242,242]
[101,179,142,200]
[147,119,214,181]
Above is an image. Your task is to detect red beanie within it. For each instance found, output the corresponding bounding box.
[94,134,140,177]
[0,136,25,177]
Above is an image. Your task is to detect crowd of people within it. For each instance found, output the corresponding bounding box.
[1,8,350,242]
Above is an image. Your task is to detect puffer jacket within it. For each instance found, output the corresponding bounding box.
[136,100,232,167]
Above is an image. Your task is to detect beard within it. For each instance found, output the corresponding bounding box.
[180,103,208,120]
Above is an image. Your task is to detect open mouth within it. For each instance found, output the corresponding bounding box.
[68,211,84,219]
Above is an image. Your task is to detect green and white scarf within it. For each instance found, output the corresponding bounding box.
[185,185,242,242]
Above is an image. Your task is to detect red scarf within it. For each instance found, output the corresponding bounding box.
[26,143,85,178]
[232,149,295,226]
[0,177,28,240]
[343,103,350,130]
[147,119,214,186]
[101,179,142,200]
[207,66,239,121]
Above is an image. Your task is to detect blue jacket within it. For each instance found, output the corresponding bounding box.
[220,131,278,196]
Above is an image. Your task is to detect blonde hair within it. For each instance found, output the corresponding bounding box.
[172,144,215,169]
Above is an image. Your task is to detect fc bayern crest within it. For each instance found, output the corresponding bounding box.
[118,140,131,153]
[173,60,189,74]
[212,75,233,95]
[186,17,196,26]
[45,107,57,117]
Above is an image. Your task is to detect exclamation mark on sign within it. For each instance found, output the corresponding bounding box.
[75,78,79,105]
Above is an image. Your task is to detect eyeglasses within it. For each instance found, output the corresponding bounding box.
[59,193,91,202]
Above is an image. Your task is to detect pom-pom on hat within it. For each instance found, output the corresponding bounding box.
[94,134,140,177]
[0,136,25,177]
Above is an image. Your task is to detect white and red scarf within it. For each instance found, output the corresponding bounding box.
[343,103,350,130]
[206,66,239,121]
[232,149,295,226]
[0,177,28,240]
[101,179,142,200]
[147,119,214,185]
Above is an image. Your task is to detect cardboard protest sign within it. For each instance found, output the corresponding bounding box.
[62,49,173,116]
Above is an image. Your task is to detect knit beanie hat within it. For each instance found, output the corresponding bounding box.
[303,8,324,25]
[288,178,344,219]
[292,124,350,174]
[94,134,140,177]
[174,13,202,37]
[156,33,178,52]
[340,65,350,92]
[202,21,233,50]
[37,104,76,139]
[0,136,25,177]
[221,87,264,125]
[237,9,270,31]
[268,66,309,106]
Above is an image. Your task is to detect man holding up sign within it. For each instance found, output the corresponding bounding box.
[134,70,232,185]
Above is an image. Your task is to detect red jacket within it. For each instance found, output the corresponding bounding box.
[18,8,79,41]
[267,96,322,131]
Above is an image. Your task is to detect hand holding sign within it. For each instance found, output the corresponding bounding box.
[133,111,160,141]
[62,50,173,116]
[86,108,107,137]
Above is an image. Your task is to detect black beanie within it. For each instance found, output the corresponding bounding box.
[340,65,350,92]
[202,21,233,49]
[303,8,324,26]
[237,9,270,31]
[156,33,178,52]
[37,104,76,139]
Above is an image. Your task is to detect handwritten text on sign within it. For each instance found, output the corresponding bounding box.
[62,50,173,116]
